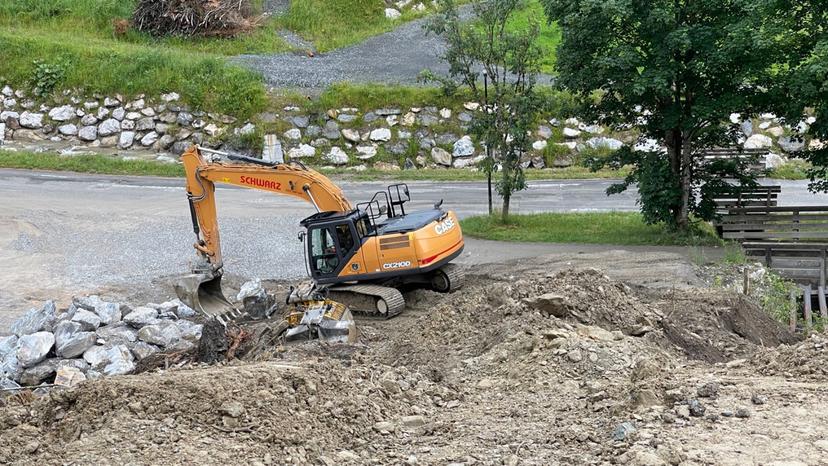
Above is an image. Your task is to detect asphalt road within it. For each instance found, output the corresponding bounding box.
[2,168,827,328]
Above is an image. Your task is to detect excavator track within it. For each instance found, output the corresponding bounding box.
[432,263,465,292]
[326,284,405,319]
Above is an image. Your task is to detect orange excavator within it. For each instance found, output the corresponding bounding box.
[174,146,465,320]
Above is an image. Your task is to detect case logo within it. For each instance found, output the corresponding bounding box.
[435,217,456,235]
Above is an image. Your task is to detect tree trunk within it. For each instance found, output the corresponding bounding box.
[676,135,693,230]
[501,194,511,222]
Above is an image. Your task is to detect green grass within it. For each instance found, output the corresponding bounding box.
[767,159,811,180]
[0,150,185,177]
[0,0,280,118]
[460,212,723,246]
[503,0,560,74]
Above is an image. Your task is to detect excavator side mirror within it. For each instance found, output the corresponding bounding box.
[298,231,306,242]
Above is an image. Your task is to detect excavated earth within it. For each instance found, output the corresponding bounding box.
[2,262,828,465]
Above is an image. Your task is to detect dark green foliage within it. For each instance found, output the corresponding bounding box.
[425,0,543,221]
[30,59,66,97]
[543,0,786,229]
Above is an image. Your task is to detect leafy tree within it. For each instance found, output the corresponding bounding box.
[766,1,828,192]
[542,0,788,229]
[423,0,542,221]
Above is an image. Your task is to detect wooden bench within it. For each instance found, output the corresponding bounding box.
[743,241,828,287]
[720,206,828,241]
[712,185,781,212]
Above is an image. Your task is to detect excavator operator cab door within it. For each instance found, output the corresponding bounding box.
[307,220,359,280]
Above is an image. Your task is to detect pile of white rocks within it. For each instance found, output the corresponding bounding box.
[0,296,202,392]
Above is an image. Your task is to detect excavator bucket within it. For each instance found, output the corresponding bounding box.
[173,272,242,322]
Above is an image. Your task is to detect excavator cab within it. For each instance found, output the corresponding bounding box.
[302,211,363,280]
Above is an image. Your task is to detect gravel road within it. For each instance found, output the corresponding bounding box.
[236,6,553,89]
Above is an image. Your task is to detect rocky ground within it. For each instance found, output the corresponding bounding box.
[1,260,826,465]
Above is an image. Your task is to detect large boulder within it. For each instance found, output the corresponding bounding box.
[48,105,76,122]
[10,301,56,336]
[19,358,59,386]
[54,321,97,358]
[0,336,18,361]
[19,112,44,129]
[453,136,475,157]
[96,323,139,344]
[54,365,86,388]
[370,128,392,142]
[777,136,805,153]
[138,321,182,348]
[98,118,121,137]
[78,125,97,141]
[101,345,135,376]
[123,306,160,328]
[325,147,349,165]
[71,309,102,331]
[131,341,160,360]
[16,332,55,368]
[287,144,316,158]
[744,134,773,149]
[585,137,624,151]
[431,147,452,166]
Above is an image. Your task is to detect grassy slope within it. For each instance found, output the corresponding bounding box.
[504,0,560,74]
[461,212,723,246]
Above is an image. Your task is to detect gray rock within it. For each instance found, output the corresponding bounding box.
[58,358,90,373]
[292,115,309,128]
[172,300,196,318]
[1,110,20,122]
[751,394,767,405]
[19,112,44,129]
[283,128,301,140]
[78,125,97,141]
[158,112,176,123]
[537,125,553,139]
[19,358,59,385]
[135,117,155,131]
[177,112,194,126]
[563,127,581,138]
[98,118,121,136]
[101,345,135,376]
[305,125,321,137]
[16,332,55,368]
[0,351,22,381]
[376,108,401,116]
[744,133,773,149]
[342,128,360,143]
[96,323,138,344]
[54,365,86,387]
[431,147,452,166]
[54,320,96,358]
[735,407,751,418]
[171,141,190,155]
[10,301,56,336]
[112,107,126,121]
[157,134,176,150]
[436,133,458,146]
[80,114,98,126]
[325,146,349,165]
[58,124,78,136]
[370,128,392,142]
[118,131,135,149]
[220,400,245,418]
[71,309,102,331]
[419,114,438,126]
[155,123,170,135]
[82,345,108,368]
[93,302,121,326]
[453,136,475,157]
[138,321,182,347]
[458,112,473,123]
[586,137,623,151]
[323,120,340,139]
[778,136,805,153]
[120,119,135,130]
[0,378,20,396]
[141,131,159,146]
[0,336,18,361]
[696,382,719,398]
[131,341,160,360]
[337,114,357,123]
[522,293,566,317]
[238,122,256,136]
[387,142,407,155]
[612,421,636,441]
[123,306,159,328]
[740,120,753,137]
[176,320,203,342]
[104,97,120,107]
[688,399,706,417]
[48,105,76,122]
[363,112,378,123]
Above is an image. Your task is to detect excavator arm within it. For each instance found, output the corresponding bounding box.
[181,146,352,271]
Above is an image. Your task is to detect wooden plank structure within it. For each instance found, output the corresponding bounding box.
[793,285,828,334]
[712,185,781,212]
[743,242,828,287]
[720,206,828,241]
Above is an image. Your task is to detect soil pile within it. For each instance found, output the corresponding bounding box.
[0,266,822,464]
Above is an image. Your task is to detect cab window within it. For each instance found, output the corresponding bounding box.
[310,228,339,274]
[335,223,354,251]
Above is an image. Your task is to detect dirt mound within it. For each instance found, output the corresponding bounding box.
[0,358,459,464]
[132,0,260,37]
[656,291,800,363]
[751,334,828,380]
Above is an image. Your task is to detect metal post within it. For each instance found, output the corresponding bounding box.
[484,70,493,216]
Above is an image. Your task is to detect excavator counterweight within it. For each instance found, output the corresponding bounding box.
[175,146,465,324]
